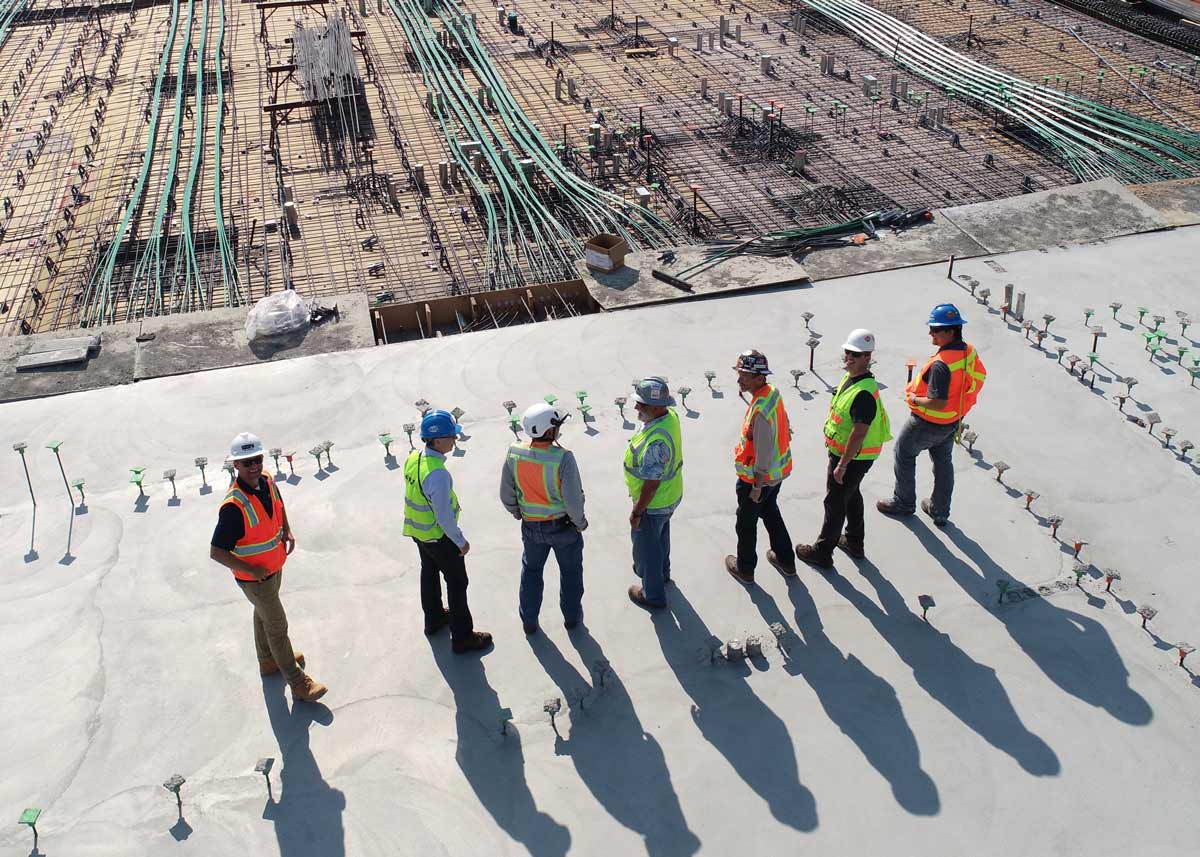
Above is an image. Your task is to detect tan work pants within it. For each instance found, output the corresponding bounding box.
[236,571,303,684]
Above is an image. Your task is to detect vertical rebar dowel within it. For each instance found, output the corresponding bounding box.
[13,443,36,507]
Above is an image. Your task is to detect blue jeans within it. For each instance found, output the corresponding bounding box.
[631,513,672,605]
[890,414,959,519]
[519,518,584,626]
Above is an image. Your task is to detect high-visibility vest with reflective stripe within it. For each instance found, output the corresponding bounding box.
[222,479,287,580]
[824,374,892,460]
[733,384,793,483]
[624,409,684,510]
[507,441,567,521]
[906,343,987,425]
[402,449,460,542]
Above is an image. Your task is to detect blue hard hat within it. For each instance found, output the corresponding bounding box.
[419,409,463,440]
[928,303,966,327]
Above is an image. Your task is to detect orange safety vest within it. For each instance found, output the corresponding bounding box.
[222,479,288,581]
[733,384,793,483]
[906,343,987,425]
[506,440,568,521]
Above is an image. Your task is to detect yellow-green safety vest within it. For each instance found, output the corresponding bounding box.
[624,409,684,510]
[824,374,892,460]
[402,449,460,541]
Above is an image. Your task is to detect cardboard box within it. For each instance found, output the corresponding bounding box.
[583,233,630,273]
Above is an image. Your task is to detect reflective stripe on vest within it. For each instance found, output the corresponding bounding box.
[733,384,793,483]
[905,343,987,425]
[222,479,287,581]
[824,374,892,460]
[623,409,684,510]
[507,442,567,520]
[402,449,460,541]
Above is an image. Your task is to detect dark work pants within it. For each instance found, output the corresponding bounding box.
[813,454,874,560]
[735,480,794,573]
[415,536,474,643]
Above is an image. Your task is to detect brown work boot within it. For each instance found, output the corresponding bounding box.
[921,499,949,527]
[876,498,914,517]
[424,608,451,636]
[837,536,865,559]
[724,554,755,585]
[290,673,328,703]
[260,651,305,676]
[452,631,494,654]
[628,584,665,610]
[767,550,798,578]
[795,543,834,570]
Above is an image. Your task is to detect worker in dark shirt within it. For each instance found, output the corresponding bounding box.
[878,303,987,526]
[210,432,326,702]
[796,329,892,569]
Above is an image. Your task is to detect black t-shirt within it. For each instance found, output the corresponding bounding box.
[211,477,276,551]
[846,372,878,425]
[924,340,967,400]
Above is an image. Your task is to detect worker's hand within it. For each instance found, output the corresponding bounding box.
[575,520,589,532]
[284,531,296,555]
[459,541,471,556]
[833,463,847,485]
[629,510,643,531]
[905,392,917,406]
[749,485,763,503]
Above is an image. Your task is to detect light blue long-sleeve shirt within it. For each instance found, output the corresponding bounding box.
[420,447,467,548]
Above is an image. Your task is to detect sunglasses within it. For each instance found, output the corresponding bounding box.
[843,350,866,359]
[235,455,264,466]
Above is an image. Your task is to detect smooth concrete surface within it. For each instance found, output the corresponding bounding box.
[2,228,1199,856]
[940,178,1169,254]
[0,293,375,403]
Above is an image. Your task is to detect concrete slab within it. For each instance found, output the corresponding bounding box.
[2,229,1199,856]
[15,346,90,369]
[801,215,987,282]
[1128,177,1200,227]
[26,335,101,355]
[575,245,808,310]
[0,293,375,403]
[940,177,1169,254]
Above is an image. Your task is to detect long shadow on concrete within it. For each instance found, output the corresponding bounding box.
[829,559,1060,777]
[911,521,1152,726]
[749,581,940,816]
[527,629,701,857]
[262,683,346,856]
[652,586,818,831]
[432,643,571,857]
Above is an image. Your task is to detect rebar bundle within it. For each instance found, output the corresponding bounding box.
[78,0,239,327]
[1051,0,1200,55]
[383,0,682,290]
[293,17,360,102]
[799,0,1200,183]
[0,0,30,52]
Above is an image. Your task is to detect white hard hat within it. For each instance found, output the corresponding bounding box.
[229,432,264,460]
[521,402,567,438]
[841,328,876,353]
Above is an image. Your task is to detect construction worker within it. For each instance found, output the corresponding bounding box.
[625,377,683,610]
[500,402,588,634]
[403,409,492,654]
[725,350,797,584]
[210,432,327,702]
[796,330,892,569]
[877,304,987,527]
